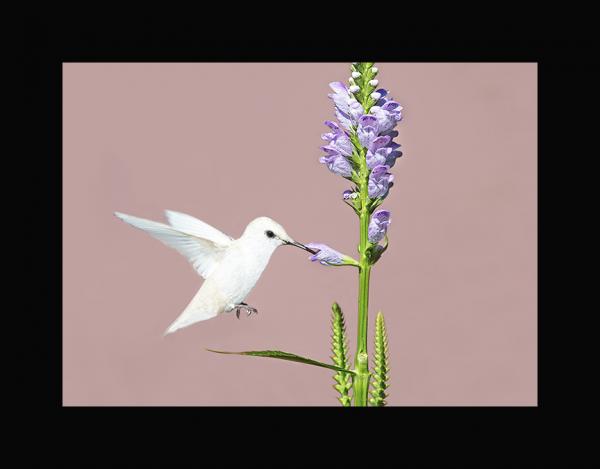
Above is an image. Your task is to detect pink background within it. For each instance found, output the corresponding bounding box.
[63,63,537,406]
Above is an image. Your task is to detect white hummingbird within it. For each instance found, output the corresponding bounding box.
[114,210,316,335]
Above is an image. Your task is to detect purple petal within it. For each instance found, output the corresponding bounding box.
[320,145,340,156]
[329,82,348,94]
[366,148,389,169]
[368,210,391,243]
[320,152,352,177]
[347,99,365,121]
[332,133,353,157]
[358,126,377,149]
[370,106,399,133]
[386,142,403,167]
[369,135,391,152]
[382,101,402,112]
[368,165,393,199]
[358,114,378,129]
[305,242,346,265]
[335,108,354,131]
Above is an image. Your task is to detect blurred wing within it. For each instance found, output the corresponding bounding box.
[115,212,230,279]
[164,210,233,245]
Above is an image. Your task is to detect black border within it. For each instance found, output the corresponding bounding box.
[22,18,598,464]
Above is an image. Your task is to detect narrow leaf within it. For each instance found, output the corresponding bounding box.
[207,349,356,375]
[369,311,390,406]
[331,302,353,406]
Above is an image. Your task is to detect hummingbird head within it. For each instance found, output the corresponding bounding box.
[243,217,317,254]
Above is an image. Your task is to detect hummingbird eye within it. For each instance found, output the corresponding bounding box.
[265,230,275,238]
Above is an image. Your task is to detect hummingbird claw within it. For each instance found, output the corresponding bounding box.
[233,303,258,319]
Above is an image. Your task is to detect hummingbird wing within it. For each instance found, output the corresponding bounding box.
[164,210,233,245]
[114,212,231,279]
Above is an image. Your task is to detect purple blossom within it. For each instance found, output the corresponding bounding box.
[368,210,391,243]
[356,114,402,169]
[305,243,347,266]
[366,147,392,169]
[328,82,364,131]
[368,165,394,199]
[319,148,352,178]
[321,121,353,157]
[357,115,379,148]
[370,88,403,134]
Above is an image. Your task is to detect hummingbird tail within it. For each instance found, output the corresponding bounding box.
[163,284,222,335]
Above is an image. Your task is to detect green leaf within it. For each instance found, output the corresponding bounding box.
[331,302,353,406]
[207,349,356,375]
[369,311,390,406]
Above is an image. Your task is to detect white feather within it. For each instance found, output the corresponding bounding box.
[114,212,229,279]
[163,279,224,335]
[164,209,233,245]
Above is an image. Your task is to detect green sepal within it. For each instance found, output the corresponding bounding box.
[331,302,353,406]
[367,235,389,265]
[368,197,384,213]
[207,349,356,375]
[369,311,390,406]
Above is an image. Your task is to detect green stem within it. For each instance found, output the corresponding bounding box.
[353,174,372,406]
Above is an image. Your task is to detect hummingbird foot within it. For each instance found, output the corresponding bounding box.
[234,303,258,319]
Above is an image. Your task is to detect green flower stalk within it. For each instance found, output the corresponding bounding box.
[317,62,402,406]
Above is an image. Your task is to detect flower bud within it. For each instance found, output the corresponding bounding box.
[369,79,379,87]
[349,85,360,93]
[368,210,391,243]
[343,190,359,200]
[371,67,378,74]
[351,71,361,79]
[305,243,357,267]
[370,92,381,100]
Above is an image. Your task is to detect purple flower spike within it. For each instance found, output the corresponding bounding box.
[368,165,394,199]
[368,210,391,243]
[305,243,348,266]
[321,66,403,186]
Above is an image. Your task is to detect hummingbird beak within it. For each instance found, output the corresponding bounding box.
[283,239,318,254]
